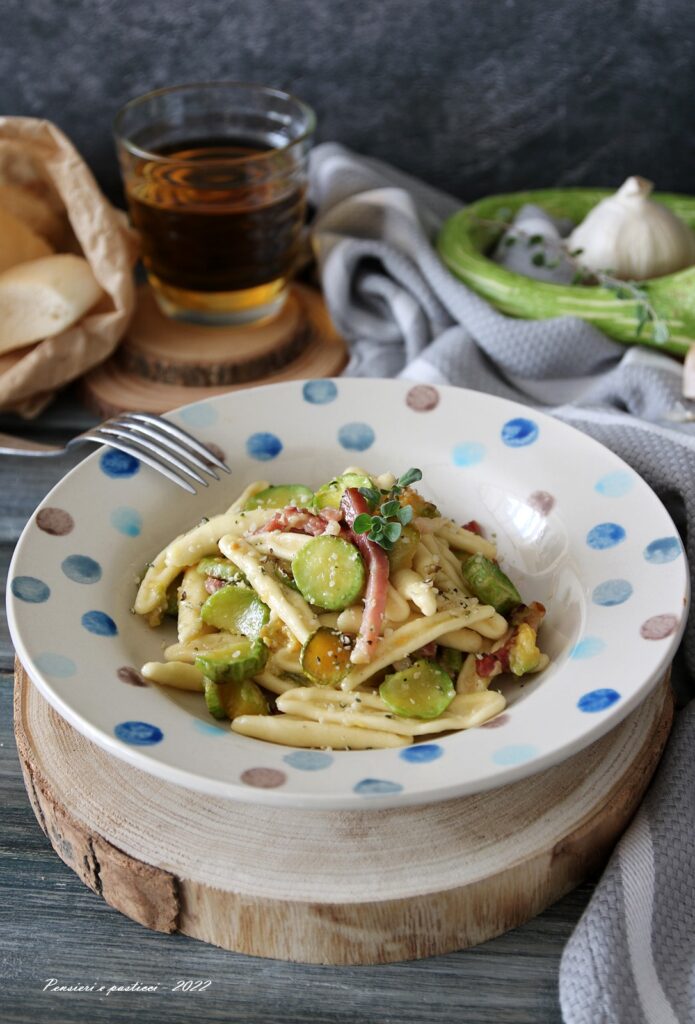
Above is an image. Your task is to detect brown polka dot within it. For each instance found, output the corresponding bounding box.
[36,508,74,536]
[481,714,510,728]
[117,666,147,686]
[406,384,440,412]
[640,614,679,640]
[527,491,555,516]
[241,767,286,789]
[205,442,226,464]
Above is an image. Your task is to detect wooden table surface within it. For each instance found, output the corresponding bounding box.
[0,390,591,1024]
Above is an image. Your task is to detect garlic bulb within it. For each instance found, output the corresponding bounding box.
[567,176,695,280]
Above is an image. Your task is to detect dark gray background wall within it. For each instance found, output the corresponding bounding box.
[3,0,694,203]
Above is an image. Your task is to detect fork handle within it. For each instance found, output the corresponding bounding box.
[0,431,61,455]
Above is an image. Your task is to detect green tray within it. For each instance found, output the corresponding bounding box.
[437,188,695,357]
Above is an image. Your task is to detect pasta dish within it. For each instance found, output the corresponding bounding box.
[134,469,548,750]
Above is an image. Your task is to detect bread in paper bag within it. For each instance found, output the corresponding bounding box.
[0,139,68,247]
[0,117,136,417]
[0,254,104,352]
[0,207,53,273]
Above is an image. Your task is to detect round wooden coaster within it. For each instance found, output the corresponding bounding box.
[81,284,347,417]
[14,660,672,966]
[120,287,310,386]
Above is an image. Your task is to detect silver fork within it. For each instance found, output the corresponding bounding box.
[0,411,230,494]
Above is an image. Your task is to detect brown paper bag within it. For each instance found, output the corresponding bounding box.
[0,117,137,417]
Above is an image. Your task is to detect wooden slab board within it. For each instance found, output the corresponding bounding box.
[119,287,310,386]
[14,660,673,966]
[81,284,348,417]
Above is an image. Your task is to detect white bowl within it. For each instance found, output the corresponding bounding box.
[7,379,688,809]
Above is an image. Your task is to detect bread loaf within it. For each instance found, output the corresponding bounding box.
[0,207,53,273]
[0,254,104,354]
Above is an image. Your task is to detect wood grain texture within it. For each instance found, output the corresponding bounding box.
[14,660,672,965]
[0,393,657,1022]
[81,285,347,416]
[0,664,591,1024]
[118,286,311,386]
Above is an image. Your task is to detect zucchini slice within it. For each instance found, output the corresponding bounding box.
[386,523,420,574]
[271,560,300,592]
[201,585,270,638]
[204,676,269,720]
[196,557,246,584]
[438,646,464,679]
[301,627,353,686]
[461,553,521,614]
[380,659,455,719]
[164,576,181,617]
[507,622,541,676]
[292,535,366,610]
[195,637,268,684]
[312,472,372,510]
[245,484,314,510]
[204,677,228,720]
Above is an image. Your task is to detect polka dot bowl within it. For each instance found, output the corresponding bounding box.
[7,379,689,809]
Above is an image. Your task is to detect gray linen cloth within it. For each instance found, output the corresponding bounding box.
[309,143,695,1024]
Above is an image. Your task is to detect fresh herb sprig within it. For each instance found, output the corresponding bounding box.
[353,468,422,551]
[525,235,671,343]
[486,216,671,345]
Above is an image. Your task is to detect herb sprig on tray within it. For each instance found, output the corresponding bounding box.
[353,468,422,551]
[490,217,671,344]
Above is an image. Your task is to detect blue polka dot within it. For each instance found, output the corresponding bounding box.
[586,523,626,550]
[592,579,633,606]
[100,449,140,478]
[34,652,76,678]
[110,506,142,537]
[11,576,50,603]
[114,721,164,745]
[452,442,486,467]
[353,778,404,796]
[492,744,539,766]
[193,719,228,736]
[246,432,283,461]
[501,418,539,447]
[577,688,621,713]
[303,380,338,405]
[337,422,375,452]
[399,744,444,764]
[61,555,102,585]
[81,610,118,636]
[283,750,334,771]
[595,471,634,498]
[569,636,607,660]
[179,403,218,428]
[644,537,681,564]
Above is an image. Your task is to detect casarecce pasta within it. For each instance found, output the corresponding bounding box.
[134,468,549,749]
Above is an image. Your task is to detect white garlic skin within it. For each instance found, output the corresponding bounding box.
[568,176,695,281]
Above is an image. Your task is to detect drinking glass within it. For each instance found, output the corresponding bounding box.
[114,82,315,325]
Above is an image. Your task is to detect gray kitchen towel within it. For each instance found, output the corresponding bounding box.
[309,142,695,1024]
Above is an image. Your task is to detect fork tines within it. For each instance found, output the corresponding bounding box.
[125,413,230,473]
[89,413,230,494]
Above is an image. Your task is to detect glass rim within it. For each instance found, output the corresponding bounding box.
[113,80,316,166]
